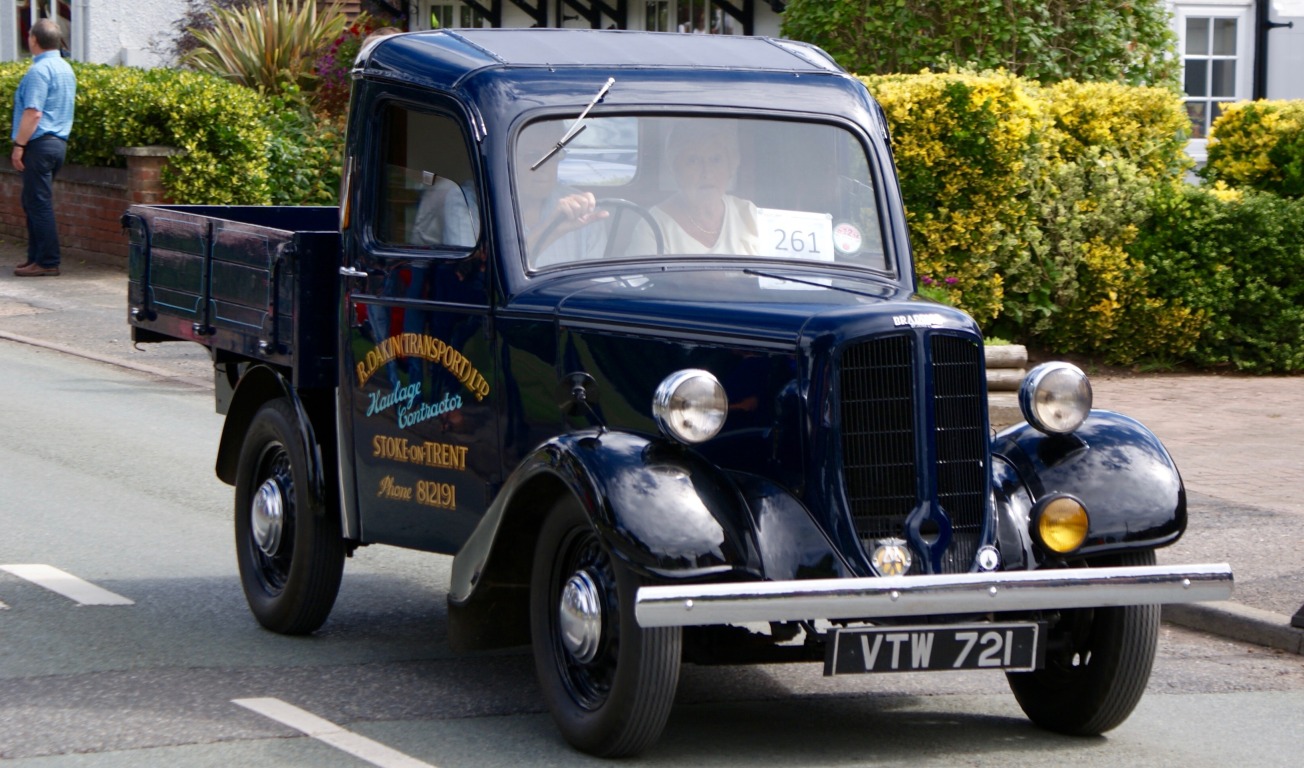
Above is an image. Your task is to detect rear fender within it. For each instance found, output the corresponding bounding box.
[992,410,1186,558]
[215,365,328,518]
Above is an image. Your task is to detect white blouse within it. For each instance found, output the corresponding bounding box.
[647,195,761,256]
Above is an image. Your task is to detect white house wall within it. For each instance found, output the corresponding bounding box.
[0,0,187,66]
[1266,0,1304,98]
[83,0,190,67]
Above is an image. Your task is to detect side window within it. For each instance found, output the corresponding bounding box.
[377,105,480,249]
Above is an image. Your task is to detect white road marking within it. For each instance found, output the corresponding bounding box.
[0,564,134,606]
[234,698,438,768]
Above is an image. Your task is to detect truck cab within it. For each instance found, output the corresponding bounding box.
[125,29,1231,758]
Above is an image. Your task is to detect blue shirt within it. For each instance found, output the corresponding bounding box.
[12,50,76,142]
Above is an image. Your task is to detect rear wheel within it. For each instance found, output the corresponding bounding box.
[234,398,344,635]
[530,496,681,757]
[1007,551,1161,735]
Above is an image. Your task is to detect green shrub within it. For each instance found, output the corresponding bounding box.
[1010,151,1204,364]
[998,81,1203,365]
[0,61,343,205]
[1130,184,1304,372]
[864,71,1208,365]
[266,98,343,205]
[141,68,274,204]
[1202,100,1304,198]
[785,0,1179,86]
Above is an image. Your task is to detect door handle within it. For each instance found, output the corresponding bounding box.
[339,266,369,278]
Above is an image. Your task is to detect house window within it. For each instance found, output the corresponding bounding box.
[17,0,73,58]
[1173,2,1254,156]
[424,2,489,29]
[644,1,740,34]
[645,1,671,30]
[1183,16,1241,138]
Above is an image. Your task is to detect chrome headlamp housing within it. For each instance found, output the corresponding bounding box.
[1019,361,1092,435]
[653,369,727,444]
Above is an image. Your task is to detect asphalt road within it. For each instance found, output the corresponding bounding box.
[3,333,1304,766]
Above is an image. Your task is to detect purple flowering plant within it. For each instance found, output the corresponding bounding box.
[315,13,398,123]
[917,274,959,306]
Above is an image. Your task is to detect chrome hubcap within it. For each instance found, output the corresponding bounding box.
[251,478,285,557]
[559,570,603,664]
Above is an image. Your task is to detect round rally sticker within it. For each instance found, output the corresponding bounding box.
[833,222,862,254]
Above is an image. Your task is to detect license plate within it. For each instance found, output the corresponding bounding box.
[824,622,1044,675]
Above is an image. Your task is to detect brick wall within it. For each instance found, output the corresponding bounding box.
[0,148,172,263]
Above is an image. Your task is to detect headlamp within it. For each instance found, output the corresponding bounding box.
[653,369,727,444]
[1019,361,1092,434]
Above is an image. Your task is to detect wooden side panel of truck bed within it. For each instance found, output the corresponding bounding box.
[123,205,342,388]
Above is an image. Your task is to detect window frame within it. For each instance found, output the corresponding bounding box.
[1171,1,1256,162]
[365,94,484,259]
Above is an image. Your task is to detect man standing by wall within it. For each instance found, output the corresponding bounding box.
[11,18,75,277]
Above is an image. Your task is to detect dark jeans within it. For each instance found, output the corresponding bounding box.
[21,136,66,268]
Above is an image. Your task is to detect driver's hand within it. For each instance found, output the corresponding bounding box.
[552,192,609,233]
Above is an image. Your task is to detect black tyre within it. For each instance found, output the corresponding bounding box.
[234,398,345,635]
[1007,551,1161,735]
[530,496,681,757]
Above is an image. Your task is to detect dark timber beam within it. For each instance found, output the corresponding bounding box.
[507,0,549,27]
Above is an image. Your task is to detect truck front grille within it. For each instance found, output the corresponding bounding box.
[931,335,987,572]
[839,334,988,574]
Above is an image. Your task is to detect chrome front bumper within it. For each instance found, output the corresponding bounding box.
[635,563,1233,628]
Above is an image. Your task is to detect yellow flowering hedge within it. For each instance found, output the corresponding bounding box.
[1017,83,1204,363]
[1043,80,1192,180]
[862,71,1205,364]
[861,71,1043,324]
[1202,100,1304,198]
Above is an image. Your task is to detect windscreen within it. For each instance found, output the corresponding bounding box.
[511,115,888,273]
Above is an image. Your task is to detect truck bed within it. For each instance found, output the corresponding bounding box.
[123,205,341,389]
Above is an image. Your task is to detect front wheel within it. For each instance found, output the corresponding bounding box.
[234,398,344,635]
[530,496,681,757]
[1007,551,1161,735]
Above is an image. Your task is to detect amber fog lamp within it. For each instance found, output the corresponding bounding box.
[1032,495,1090,554]
[1019,361,1092,434]
[653,369,727,444]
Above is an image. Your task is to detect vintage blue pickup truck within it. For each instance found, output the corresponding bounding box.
[124,29,1232,757]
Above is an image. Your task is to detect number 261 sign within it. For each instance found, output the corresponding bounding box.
[756,207,835,261]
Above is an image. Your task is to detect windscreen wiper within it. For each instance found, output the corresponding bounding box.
[531,77,615,171]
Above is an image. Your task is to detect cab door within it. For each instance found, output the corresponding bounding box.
[339,91,496,553]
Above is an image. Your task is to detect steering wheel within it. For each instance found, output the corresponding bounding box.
[531,197,664,265]
[597,198,663,258]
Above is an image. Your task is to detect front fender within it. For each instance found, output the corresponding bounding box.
[992,410,1186,557]
[453,431,762,602]
[575,431,763,578]
[446,430,761,651]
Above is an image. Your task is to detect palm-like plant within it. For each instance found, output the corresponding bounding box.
[183,0,348,95]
